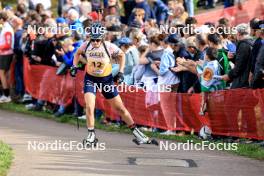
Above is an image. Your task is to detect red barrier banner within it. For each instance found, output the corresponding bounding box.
[24,58,264,140]
[195,0,264,26]
[24,59,75,106]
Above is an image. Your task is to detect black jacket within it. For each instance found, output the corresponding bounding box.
[228,38,253,89]
[175,47,200,93]
[252,45,264,89]
[251,37,263,74]
[32,38,56,66]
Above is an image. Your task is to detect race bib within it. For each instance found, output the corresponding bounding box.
[86,50,112,77]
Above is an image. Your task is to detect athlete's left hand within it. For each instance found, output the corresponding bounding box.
[114,72,124,84]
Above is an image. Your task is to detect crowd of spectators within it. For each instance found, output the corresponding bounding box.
[0,0,263,138]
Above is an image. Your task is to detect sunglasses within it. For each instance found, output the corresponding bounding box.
[91,39,102,42]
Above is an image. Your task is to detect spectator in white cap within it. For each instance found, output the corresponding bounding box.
[68,8,83,32]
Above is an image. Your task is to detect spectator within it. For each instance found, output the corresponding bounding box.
[105,24,122,44]
[16,3,28,20]
[167,1,188,25]
[158,34,181,135]
[132,44,148,85]
[185,36,203,92]
[129,30,147,48]
[129,8,146,26]
[12,17,25,99]
[79,0,92,22]
[0,11,14,103]
[185,17,197,37]
[165,34,190,93]
[91,0,102,11]
[148,0,169,25]
[118,37,139,85]
[53,36,81,117]
[29,0,51,10]
[121,0,136,24]
[195,33,208,60]
[139,35,163,90]
[158,34,180,92]
[250,20,264,77]
[184,0,194,17]
[251,22,264,89]
[68,8,83,31]
[218,17,230,27]
[207,33,230,80]
[35,3,44,14]
[222,23,253,88]
[252,44,264,89]
[129,0,155,23]
[198,47,224,115]
[58,0,66,17]
[103,0,119,17]
[105,16,122,29]
[250,17,260,37]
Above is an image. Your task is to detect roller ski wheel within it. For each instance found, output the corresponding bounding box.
[83,138,98,147]
[132,138,159,146]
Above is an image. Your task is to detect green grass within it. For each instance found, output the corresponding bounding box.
[0,141,13,176]
[0,102,264,160]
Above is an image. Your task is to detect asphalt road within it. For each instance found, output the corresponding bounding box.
[0,110,263,176]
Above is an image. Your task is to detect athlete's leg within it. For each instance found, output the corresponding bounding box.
[84,92,96,128]
[106,95,134,126]
[82,73,97,144]
[83,92,97,144]
[107,95,151,144]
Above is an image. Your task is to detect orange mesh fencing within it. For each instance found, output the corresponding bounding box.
[24,58,264,140]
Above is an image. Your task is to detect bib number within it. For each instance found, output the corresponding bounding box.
[89,61,105,75]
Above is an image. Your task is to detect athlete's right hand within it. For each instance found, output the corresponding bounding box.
[70,66,78,77]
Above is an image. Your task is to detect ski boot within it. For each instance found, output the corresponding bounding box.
[132,127,159,146]
[83,129,98,147]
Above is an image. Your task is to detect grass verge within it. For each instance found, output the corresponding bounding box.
[0,102,263,160]
[0,141,13,176]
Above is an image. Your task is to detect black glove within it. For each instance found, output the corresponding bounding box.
[70,65,78,77]
[114,72,124,84]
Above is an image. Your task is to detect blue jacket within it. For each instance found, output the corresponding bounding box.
[152,0,169,24]
[69,20,83,32]
[14,29,24,57]
[159,49,175,76]
[63,40,83,67]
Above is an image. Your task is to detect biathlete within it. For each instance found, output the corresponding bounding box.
[70,22,158,146]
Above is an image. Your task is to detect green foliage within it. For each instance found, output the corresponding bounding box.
[0,141,13,176]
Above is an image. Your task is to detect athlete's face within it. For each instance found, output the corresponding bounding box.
[91,39,102,48]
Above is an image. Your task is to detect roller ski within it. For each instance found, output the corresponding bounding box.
[132,127,159,146]
[83,129,98,147]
